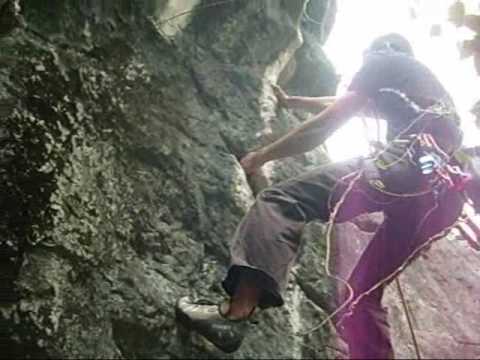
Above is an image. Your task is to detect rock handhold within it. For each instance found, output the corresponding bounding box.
[0,0,24,37]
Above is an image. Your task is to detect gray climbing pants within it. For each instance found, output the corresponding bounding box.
[221,156,465,359]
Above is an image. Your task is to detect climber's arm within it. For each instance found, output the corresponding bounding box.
[241,91,367,174]
[288,96,337,113]
[273,84,336,113]
[284,95,337,113]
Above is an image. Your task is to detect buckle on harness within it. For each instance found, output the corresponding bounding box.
[418,153,444,175]
[412,134,472,192]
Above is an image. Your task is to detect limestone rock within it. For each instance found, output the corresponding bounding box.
[1,1,337,358]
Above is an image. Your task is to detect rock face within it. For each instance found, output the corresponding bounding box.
[2,1,339,358]
[386,233,480,359]
[4,1,480,359]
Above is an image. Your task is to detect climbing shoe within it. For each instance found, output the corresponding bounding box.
[175,296,249,353]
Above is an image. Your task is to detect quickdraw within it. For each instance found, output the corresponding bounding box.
[412,133,472,195]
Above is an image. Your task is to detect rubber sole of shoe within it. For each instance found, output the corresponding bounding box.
[174,301,242,353]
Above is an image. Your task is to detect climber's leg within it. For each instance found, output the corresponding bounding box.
[338,222,394,359]
[222,157,386,311]
[176,157,387,352]
[339,189,464,359]
[227,272,262,320]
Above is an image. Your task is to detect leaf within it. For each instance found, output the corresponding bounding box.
[430,24,442,37]
[448,0,466,27]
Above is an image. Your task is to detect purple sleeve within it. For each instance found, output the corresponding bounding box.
[348,54,393,97]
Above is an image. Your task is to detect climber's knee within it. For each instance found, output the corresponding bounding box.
[256,187,307,222]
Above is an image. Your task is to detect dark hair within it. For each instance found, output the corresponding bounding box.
[366,33,414,57]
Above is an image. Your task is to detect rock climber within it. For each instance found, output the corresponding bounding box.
[176,33,478,359]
